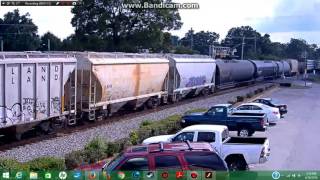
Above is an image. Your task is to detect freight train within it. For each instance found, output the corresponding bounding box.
[0,52,318,139]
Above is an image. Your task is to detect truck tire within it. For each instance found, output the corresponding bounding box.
[237,128,250,137]
[226,156,249,171]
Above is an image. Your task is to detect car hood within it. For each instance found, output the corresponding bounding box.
[142,135,174,144]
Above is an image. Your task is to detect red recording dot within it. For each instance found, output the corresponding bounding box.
[161,172,169,179]
[191,171,198,179]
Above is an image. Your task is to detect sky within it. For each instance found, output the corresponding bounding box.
[0,0,320,45]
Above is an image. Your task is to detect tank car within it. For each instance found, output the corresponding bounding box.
[215,59,255,89]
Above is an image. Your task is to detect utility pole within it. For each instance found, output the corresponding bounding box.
[303,51,308,87]
[226,36,256,60]
[241,36,245,60]
[0,38,3,52]
[47,39,50,51]
[254,34,257,54]
[190,28,194,50]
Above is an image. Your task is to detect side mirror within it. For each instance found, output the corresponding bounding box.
[102,163,107,171]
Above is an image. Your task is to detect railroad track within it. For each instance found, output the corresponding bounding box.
[0,82,273,152]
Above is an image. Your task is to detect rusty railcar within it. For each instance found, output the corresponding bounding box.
[167,54,216,102]
[286,59,299,76]
[0,52,77,138]
[75,52,169,120]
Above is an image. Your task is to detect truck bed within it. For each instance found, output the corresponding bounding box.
[225,137,267,144]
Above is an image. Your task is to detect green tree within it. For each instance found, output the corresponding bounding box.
[39,32,62,51]
[181,30,219,55]
[222,26,261,59]
[70,0,182,52]
[285,38,309,60]
[0,9,40,51]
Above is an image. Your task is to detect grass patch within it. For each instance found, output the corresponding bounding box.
[0,157,65,171]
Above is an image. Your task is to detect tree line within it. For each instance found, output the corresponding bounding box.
[0,2,320,61]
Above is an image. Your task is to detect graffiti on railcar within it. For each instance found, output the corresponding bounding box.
[22,98,47,118]
[0,103,23,126]
[23,98,35,117]
[186,76,207,87]
[51,97,61,114]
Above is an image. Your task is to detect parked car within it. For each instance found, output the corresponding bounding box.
[102,142,228,174]
[253,98,288,117]
[234,102,280,124]
[143,125,270,170]
[180,104,267,137]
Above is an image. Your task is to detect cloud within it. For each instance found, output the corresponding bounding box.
[270,31,320,45]
[256,0,320,32]
[171,0,279,40]
[0,6,74,39]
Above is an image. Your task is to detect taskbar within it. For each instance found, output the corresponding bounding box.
[0,170,319,180]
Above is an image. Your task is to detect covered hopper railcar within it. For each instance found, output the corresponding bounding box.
[75,52,170,119]
[167,54,216,102]
[0,52,77,139]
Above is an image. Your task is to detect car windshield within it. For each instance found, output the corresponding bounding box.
[221,129,229,142]
[269,99,280,104]
[105,153,125,172]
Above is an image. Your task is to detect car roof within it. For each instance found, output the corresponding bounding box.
[123,142,214,156]
[256,98,272,101]
[213,104,232,108]
[239,102,266,107]
[181,125,227,133]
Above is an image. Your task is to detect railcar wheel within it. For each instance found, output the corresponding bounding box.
[146,98,160,109]
[201,88,209,96]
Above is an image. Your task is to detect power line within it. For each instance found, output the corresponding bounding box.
[0,33,34,35]
[0,24,35,27]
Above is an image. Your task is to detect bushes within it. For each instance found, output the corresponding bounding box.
[65,115,182,169]
[28,157,65,171]
[64,150,84,170]
[140,120,152,128]
[236,96,244,102]
[83,137,108,164]
[246,92,253,98]
[257,88,264,93]
[129,115,182,145]
[64,137,108,169]
[0,157,65,171]
[0,159,29,170]
[64,137,132,170]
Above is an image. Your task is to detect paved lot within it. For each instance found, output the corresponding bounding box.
[246,81,320,170]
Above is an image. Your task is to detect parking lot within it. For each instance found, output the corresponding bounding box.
[244,81,320,170]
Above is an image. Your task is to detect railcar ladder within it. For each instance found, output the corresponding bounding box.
[68,72,77,125]
[88,81,96,121]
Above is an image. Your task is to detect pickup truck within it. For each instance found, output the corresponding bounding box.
[181,104,267,137]
[142,125,270,170]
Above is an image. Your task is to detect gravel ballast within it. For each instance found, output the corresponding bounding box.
[0,84,274,162]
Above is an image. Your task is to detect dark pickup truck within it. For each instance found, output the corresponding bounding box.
[181,104,267,137]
